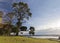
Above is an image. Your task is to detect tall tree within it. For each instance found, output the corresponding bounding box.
[3,12,15,35]
[12,2,32,35]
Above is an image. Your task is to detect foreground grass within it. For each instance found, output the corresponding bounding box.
[0,36,59,43]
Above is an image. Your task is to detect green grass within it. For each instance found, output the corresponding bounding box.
[0,36,59,43]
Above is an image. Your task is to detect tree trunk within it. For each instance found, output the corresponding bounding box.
[16,19,22,36]
[16,32,18,36]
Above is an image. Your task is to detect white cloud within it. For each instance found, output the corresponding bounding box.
[35,19,60,30]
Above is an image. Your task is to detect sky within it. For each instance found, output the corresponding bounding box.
[0,0,60,30]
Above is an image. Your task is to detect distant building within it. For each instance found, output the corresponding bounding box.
[0,11,3,23]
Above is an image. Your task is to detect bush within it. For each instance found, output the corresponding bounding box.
[29,26,35,36]
[20,26,27,31]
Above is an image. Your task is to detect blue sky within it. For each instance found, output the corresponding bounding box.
[24,0,60,30]
[0,0,60,30]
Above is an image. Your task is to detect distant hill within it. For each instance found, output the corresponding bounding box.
[35,28,60,35]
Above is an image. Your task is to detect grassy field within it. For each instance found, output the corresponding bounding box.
[0,36,59,43]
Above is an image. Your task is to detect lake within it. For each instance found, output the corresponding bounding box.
[30,36,59,39]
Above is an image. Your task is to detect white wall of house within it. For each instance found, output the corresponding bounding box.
[10,31,29,36]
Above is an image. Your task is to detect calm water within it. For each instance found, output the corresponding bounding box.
[31,36,59,39]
